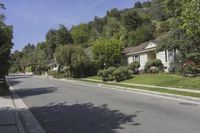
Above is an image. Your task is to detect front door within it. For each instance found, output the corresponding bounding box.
[147,51,156,61]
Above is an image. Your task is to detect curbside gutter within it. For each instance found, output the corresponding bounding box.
[10,94,26,133]
[9,87,46,133]
[36,75,200,105]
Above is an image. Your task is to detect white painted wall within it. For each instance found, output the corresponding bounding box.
[127,56,133,64]
[145,42,156,49]
[157,51,170,72]
[139,53,147,70]
[127,49,177,72]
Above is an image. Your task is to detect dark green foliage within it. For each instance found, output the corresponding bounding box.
[141,1,152,8]
[106,8,121,20]
[99,67,116,82]
[158,29,191,56]
[125,23,156,46]
[47,71,66,79]
[70,47,91,78]
[154,21,170,37]
[0,6,13,77]
[97,69,103,77]
[112,69,122,82]
[46,25,73,53]
[158,1,200,66]
[148,0,169,21]
[164,0,184,17]
[180,60,200,77]
[113,66,132,82]
[186,53,200,66]
[98,66,131,82]
[122,10,143,31]
[145,59,164,73]
[71,23,91,46]
[92,38,123,68]
[107,67,117,74]
[127,61,140,74]
[134,1,142,8]
[10,0,198,79]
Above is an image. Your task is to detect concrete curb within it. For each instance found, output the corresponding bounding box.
[36,76,200,105]
[10,94,26,133]
[9,87,46,133]
[80,78,200,93]
[78,80,200,104]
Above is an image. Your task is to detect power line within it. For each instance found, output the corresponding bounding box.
[67,0,104,28]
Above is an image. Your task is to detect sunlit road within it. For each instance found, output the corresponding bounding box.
[7,75,200,133]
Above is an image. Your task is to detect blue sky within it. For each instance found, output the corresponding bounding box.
[1,0,146,51]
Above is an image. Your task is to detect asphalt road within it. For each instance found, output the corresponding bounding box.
[7,75,200,133]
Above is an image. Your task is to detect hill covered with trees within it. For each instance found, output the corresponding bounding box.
[9,0,200,78]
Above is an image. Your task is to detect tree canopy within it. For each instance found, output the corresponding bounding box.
[0,4,13,77]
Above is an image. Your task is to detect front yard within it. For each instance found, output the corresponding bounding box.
[122,73,200,90]
[85,73,200,90]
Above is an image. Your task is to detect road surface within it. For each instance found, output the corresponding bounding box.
[7,75,200,133]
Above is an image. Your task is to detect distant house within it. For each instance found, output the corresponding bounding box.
[123,38,177,72]
[48,62,59,71]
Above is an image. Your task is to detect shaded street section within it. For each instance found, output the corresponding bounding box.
[7,75,200,133]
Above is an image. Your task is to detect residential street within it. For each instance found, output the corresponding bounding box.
[7,75,200,133]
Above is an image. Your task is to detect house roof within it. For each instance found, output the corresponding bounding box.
[123,34,168,55]
[123,41,150,54]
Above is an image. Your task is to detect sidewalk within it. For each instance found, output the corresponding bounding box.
[0,95,21,133]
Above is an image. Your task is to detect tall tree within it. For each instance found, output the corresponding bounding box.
[54,45,75,70]
[70,23,91,46]
[46,25,73,53]
[0,4,13,77]
[122,9,143,31]
[92,38,123,68]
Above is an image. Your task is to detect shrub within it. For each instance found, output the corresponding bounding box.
[25,66,32,73]
[113,66,132,82]
[145,59,164,73]
[97,69,104,77]
[47,71,66,79]
[118,66,129,80]
[107,67,117,75]
[99,67,117,81]
[128,61,140,74]
[181,60,200,77]
[98,66,131,82]
[186,53,200,66]
[113,69,122,82]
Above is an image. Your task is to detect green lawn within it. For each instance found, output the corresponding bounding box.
[79,79,200,98]
[86,76,101,80]
[122,73,200,90]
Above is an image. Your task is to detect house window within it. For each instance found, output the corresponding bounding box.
[133,55,140,63]
[165,50,168,62]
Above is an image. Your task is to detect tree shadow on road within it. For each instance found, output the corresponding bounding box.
[6,80,21,87]
[15,87,59,98]
[30,102,139,133]
[6,75,33,87]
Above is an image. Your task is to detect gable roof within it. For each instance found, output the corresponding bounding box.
[123,41,150,54]
[123,34,168,55]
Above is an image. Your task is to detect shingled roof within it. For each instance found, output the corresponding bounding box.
[123,34,168,55]
[123,41,151,54]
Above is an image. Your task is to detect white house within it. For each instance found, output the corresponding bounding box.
[48,63,59,71]
[123,39,177,72]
